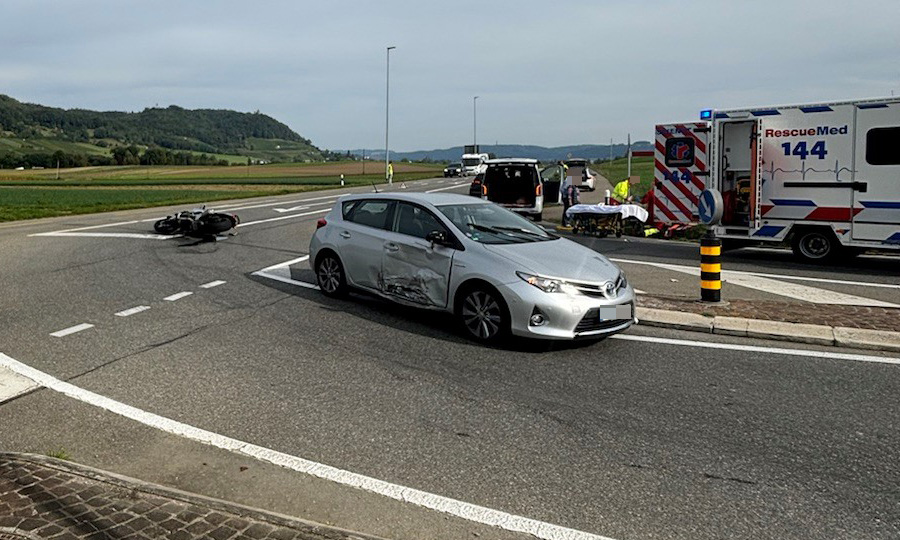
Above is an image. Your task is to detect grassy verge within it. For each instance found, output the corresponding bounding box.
[596,156,654,197]
[0,186,316,222]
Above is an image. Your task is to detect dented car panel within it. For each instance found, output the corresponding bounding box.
[310,192,635,342]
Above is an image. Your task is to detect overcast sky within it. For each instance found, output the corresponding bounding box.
[2,1,897,151]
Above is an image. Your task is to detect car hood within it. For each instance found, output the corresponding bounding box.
[484,238,621,283]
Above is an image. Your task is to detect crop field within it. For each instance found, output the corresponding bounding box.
[597,156,654,197]
[0,161,442,221]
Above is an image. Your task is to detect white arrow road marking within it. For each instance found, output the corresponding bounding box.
[610,258,900,308]
[0,351,617,540]
[252,255,319,290]
[273,206,310,213]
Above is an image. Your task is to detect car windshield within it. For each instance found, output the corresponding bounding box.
[437,203,557,244]
[461,158,481,167]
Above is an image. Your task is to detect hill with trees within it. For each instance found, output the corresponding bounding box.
[0,95,323,168]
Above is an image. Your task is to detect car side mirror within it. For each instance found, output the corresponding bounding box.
[425,230,448,246]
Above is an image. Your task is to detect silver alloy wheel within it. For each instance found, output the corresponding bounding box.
[799,231,832,259]
[317,256,342,294]
[461,290,503,340]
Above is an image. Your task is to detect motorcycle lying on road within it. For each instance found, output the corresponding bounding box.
[153,206,240,237]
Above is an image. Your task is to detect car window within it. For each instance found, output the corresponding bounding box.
[394,202,448,240]
[345,200,394,230]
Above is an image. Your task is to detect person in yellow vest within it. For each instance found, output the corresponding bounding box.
[613,178,632,203]
[387,161,394,184]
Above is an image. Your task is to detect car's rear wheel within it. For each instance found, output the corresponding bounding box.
[458,286,509,342]
[316,252,348,297]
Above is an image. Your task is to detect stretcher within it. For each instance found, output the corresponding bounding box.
[565,204,649,237]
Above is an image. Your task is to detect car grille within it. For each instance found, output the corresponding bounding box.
[575,308,630,334]
[569,280,617,299]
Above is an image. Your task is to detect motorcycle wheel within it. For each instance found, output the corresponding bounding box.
[198,213,237,234]
[154,219,179,235]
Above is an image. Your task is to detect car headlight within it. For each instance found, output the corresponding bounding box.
[517,272,577,294]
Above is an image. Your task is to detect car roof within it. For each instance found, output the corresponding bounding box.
[485,158,539,165]
[340,192,488,207]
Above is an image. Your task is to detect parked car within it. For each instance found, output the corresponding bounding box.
[309,193,635,343]
[479,158,544,221]
[563,158,596,191]
[443,162,463,177]
[468,173,484,197]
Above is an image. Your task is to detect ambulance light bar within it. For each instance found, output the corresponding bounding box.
[700,109,713,120]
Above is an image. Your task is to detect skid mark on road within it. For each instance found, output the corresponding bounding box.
[0,352,617,540]
[610,258,900,308]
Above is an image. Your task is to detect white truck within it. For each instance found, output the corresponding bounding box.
[460,152,489,176]
[653,96,900,261]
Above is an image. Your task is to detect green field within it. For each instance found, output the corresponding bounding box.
[597,156,654,197]
[0,186,304,222]
[0,162,441,222]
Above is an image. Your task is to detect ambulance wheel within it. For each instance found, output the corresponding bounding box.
[791,228,837,263]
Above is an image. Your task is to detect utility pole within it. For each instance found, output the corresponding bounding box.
[473,96,479,151]
[385,46,396,184]
[627,133,632,177]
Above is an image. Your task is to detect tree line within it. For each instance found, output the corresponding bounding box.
[0,146,229,169]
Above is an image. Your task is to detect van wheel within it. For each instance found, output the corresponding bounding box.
[791,229,837,262]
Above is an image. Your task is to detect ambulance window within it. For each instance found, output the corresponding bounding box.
[866,127,900,165]
[664,138,695,167]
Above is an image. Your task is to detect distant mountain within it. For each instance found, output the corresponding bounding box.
[0,94,323,167]
[347,142,654,163]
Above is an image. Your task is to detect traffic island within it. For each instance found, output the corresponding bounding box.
[0,453,385,540]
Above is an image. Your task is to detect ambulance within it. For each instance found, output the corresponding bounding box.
[653,97,900,261]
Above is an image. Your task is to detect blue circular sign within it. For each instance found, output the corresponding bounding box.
[698,189,723,225]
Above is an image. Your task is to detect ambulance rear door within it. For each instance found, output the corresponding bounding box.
[852,100,900,243]
[653,122,709,224]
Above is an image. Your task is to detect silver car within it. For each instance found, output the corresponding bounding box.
[309,193,635,342]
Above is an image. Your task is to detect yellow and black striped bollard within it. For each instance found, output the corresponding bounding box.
[700,231,722,302]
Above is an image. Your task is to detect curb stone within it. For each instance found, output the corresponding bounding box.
[636,307,900,353]
[0,452,386,540]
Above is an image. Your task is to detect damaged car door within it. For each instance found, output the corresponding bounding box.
[380,202,456,307]
[340,199,396,291]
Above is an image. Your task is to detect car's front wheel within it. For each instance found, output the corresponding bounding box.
[457,285,509,342]
[315,252,349,297]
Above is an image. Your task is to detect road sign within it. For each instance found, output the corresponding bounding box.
[698,189,723,225]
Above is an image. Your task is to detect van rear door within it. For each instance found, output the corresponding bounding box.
[852,101,900,243]
[653,123,709,224]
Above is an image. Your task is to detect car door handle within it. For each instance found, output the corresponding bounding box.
[385,243,400,252]
[339,231,351,239]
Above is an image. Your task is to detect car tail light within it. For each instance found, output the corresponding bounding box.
[535,183,543,196]
[316,218,327,229]
[482,184,488,196]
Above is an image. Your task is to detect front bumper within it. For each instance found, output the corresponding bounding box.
[497,280,636,340]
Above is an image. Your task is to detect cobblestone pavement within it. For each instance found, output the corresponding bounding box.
[0,454,379,540]
[638,294,900,333]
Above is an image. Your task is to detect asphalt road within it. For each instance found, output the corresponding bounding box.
[2,176,899,540]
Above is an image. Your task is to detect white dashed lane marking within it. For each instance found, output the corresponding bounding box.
[163,292,193,301]
[50,323,94,338]
[199,280,226,289]
[114,306,151,317]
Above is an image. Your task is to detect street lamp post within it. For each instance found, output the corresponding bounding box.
[473,96,479,151]
[385,46,396,184]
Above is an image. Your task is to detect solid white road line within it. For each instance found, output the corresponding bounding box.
[114,306,151,317]
[29,220,142,235]
[0,351,616,540]
[251,255,319,290]
[610,257,900,290]
[610,258,900,308]
[199,280,226,289]
[426,182,469,193]
[235,209,330,228]
[612,334,900,365]
[0,365,39,403]
[31,232,179,240]
[50,323,94,338]
[163,292,193,302]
